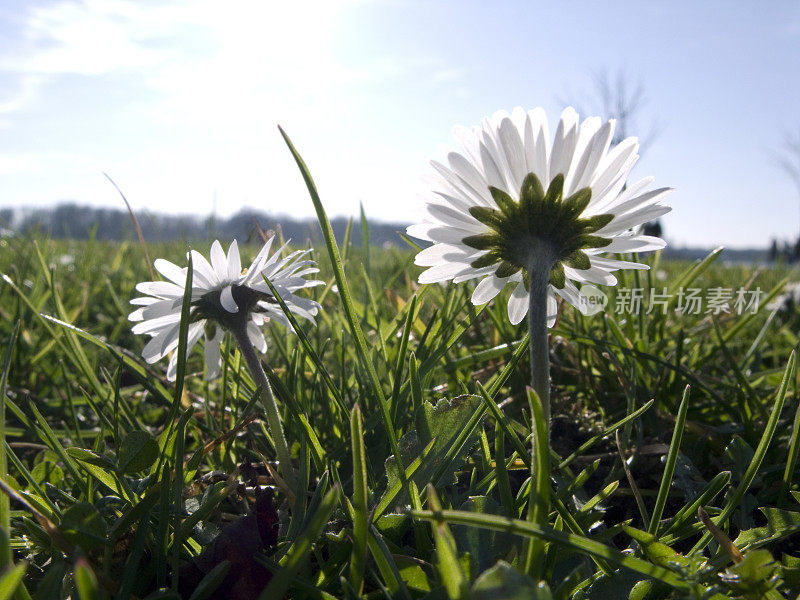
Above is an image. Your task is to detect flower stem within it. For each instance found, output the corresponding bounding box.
[527,262,551,426]
[523,259,552,580]
[230,323,296,489]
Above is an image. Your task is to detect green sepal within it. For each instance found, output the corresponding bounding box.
[469,206,503,227]
[550,263,566,289]
[566,251,591,270]
[463,233,501,251]
[543,174,564,206]
[562,187,592,217]
[520,173,545,214]
[471,253,501,269]
[496,261,519,278]
[578,235,613,249]
[581,213,614,233]
[489,187,518,215]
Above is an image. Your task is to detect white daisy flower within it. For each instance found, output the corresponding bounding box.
[129,237,322,381]
[408,107,673,326]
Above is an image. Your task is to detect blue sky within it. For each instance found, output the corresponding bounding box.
[0,0,798,248]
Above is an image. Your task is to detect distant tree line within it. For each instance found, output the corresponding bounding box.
[768,238,800,264]
[0,203,408,249]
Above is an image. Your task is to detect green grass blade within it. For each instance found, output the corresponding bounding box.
[0,562,27,600]
[73,558,99,600]
[371,437,435,522]
[649,385,690,534]
[0,321,19,569]
[523,388,550,580]
[411,509,690,591]
[690,350,795,555]
[558,400,654,470]
[349,405,368,595]
[425,485,469,600]
[260,273,347,415]
[780,397,800,504]
[279,127,407,482]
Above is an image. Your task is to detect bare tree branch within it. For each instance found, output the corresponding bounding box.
[558,69,661,154]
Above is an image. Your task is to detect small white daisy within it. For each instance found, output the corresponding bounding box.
[408,107,672,326]
[129,237,322,381]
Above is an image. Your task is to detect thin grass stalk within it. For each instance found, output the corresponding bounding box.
[649,385,690,534]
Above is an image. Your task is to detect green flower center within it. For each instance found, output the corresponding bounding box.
[191,284,276,329]
[463,172,614,289]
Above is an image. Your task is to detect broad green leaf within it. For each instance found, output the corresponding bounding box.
[31,461,63,487]
[452,497,516,573]
[733,507,800,552]
[60,503,107,552]
[118,430,159,474]
[721,549,782,599]
[385,395,482,496]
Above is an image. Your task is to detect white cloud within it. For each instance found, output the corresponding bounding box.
[0,75,45,113]
[0,154,38,174]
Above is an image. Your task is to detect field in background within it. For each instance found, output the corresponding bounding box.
[0,231,799,599]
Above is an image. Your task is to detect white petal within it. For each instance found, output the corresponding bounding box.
[247,321,268,353]
[243,236,275,282]
[419,262,472,284]
[452,124,482,166]
[210,240,228,281]
[497,115,526,192]
[588,137,639,201]
[132,312,182,335]
[447,152,493,206]
[599,205,671,236]
[556,280,591,316]
[220,285,239,313]
[588,256,650,270]
[141,323,179,363]
[604,187,674,218]
[453,265,499,283]
[546,292,558,328]
[227,240,242,281]
[431,160,492,208]
[135,281,184,299]
[478,139,509,195]
[571,119,615,192]
[564,116,602,195]
[525,107,550,185]
[549,107,580,182]
[154,259,188,286]
[166,323,204,381]
[471,273,508,305]
[415,243,470,267]
[204,327,224,380]
[139,299,180,321]
[564,265,617,286]
[601,235,667,253]
[507,281,529,325]
[425,202,484,230]
[189,249,219,288]
[418,224,482,245]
